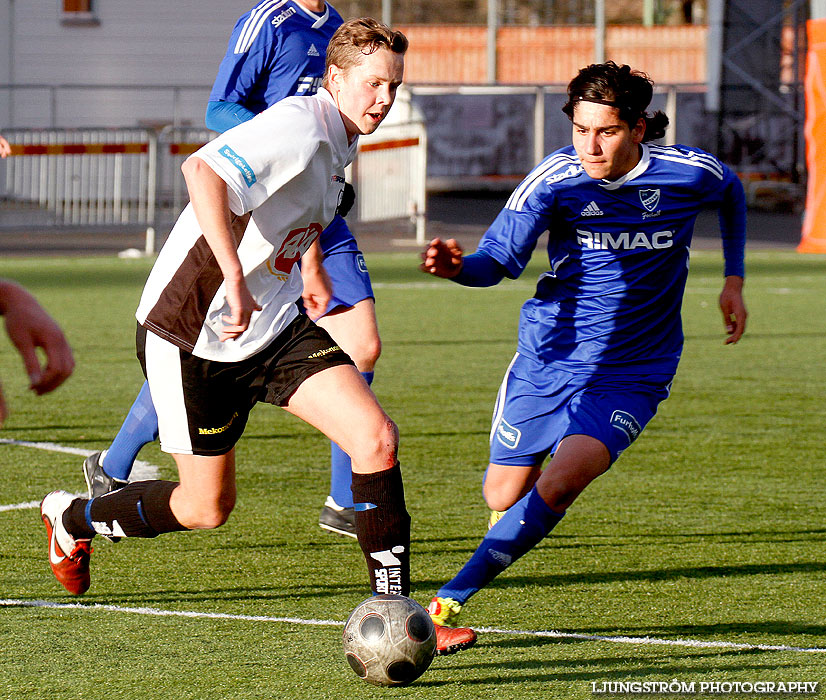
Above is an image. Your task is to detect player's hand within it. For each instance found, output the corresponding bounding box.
[301,264,333,321]
[420,238,464,278]
[1,282,74,407]
[719,275,747,344]
[220,277,261,342]
[0,136,10,159]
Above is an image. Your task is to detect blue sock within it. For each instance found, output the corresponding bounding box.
[328,371,374,508]
[103,381,159,481]
[437,487,564,604]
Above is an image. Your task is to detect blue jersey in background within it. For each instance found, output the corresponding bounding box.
[209,0,343,114]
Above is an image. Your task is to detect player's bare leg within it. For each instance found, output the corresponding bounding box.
[315,298,381,374]
[168,451,237,529]
[315,299,381,536]
[483,463,542,513]
[284,364,393,473]
[285,364,409,596]
[430,435,611,650]
[534,434,611,512]
[483,434,610,527]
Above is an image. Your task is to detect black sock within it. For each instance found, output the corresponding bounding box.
[64,499,95,539]
[351,463,411,596]
[66,480,189,539]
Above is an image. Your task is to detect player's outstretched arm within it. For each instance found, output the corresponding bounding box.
[719,275,747,345]
[181,156,261,341]
[0,279,75,425]
[300,240,332,321]
[420,238,464,278]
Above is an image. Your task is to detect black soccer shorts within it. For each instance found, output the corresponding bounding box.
[137,313,354,456]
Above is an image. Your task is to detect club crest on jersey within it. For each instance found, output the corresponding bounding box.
[611,410,642,442]
[639,189,661,211]
[496,418,521,449]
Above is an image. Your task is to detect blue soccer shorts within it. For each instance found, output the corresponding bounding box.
[489,352,673,467]
[314,215,374,317]
[319,251,374,316]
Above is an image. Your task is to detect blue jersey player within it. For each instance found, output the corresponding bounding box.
[421,62,747,647]
[82,0,379,539]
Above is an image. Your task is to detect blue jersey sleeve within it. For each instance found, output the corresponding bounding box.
[205,100,257,133]
[476,176,557,278]
[717,166,746,278]
[452,251,508,287]
[208,14,280,113]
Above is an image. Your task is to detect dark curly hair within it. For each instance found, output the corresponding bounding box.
[562,61,669,142]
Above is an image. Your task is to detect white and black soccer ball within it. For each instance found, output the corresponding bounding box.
[342,594,436,687]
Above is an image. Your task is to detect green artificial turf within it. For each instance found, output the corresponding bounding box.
[0,248,824,699]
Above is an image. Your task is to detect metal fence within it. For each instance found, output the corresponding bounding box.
[349,120,428,243]
[156,126,217,225]
[0,122,429,251]
[0,127,156,222]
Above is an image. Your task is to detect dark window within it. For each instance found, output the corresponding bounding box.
[61,0,99,26]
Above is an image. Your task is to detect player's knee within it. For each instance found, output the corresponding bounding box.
[352,416,398,469]
[482,482,520,512]
[482,465,539,512]
[351,336,382,373]
[177,492,236,530]
[189,503,234,529]
[375,416,399,465]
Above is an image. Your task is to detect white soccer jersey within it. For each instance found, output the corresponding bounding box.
[136,87,356,361]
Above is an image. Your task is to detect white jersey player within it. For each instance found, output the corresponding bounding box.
[40,21,455,642]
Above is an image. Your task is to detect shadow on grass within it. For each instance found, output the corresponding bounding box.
[420,646,794,687]
[491,561,826,590]
[81,580,366,606]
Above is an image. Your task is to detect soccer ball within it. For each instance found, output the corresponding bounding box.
[342,594,436,687]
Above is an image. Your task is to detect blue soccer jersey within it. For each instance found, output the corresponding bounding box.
[478,142,746,375]
[209,0,343,114]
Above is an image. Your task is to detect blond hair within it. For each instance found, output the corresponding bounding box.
[323,18,408,89]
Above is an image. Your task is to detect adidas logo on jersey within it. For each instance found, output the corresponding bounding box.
[581,201,604,217]
[307,43,320,57]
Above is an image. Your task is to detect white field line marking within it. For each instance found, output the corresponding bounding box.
[0,439,160,512]
[0,500,44,512]
[473,625,826,654]
[0,599,339,627]
[2,599,825,654]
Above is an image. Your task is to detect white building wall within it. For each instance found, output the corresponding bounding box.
[4,0,251,128]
